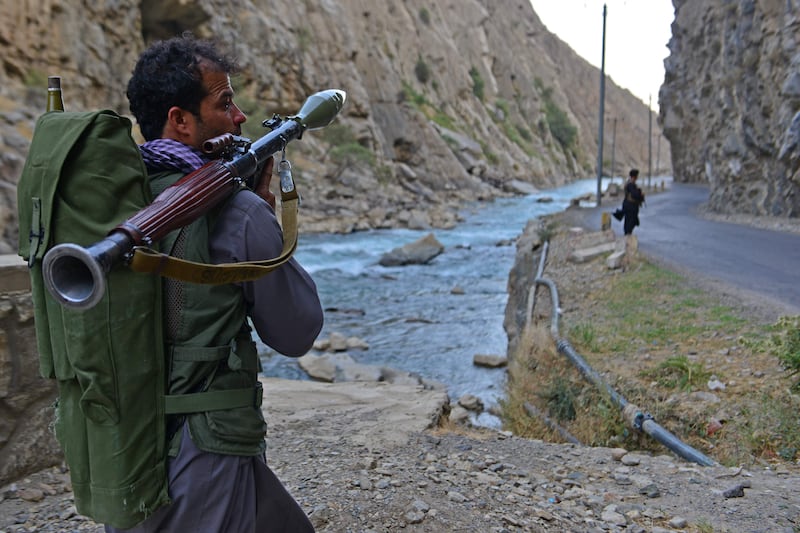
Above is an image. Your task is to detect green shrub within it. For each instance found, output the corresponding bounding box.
[772,316,800,387]
[495,98,510,120]
[320,122,357,146]
[646,355,711,391]
[478,140,498,164]
[540,377,578,422]
[415,57,431,84]
[516,124,533,142]
[431,111,456,130]
[738,392,800,462]
[535,81,577,150]
[401,83,458,131]
[402,82,427,107]
[328,142,376,181]
[329,143,375,168]
[469,66,484,101]
[569,322,599,352]
[744,316,800,390]
[544,100,576,149]
[419,7,431,25]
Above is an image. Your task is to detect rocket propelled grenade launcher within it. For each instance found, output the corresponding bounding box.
[43,89,346,310]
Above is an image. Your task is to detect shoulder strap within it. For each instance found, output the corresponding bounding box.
[128,188,299,283]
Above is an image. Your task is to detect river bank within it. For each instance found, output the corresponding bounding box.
[2,377,799,532]
[259,178,625,427]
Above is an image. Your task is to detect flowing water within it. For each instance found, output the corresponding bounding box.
[258,178,617,427]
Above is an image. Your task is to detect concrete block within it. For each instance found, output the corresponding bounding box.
[0,255,30,293]
[568,241,617,263]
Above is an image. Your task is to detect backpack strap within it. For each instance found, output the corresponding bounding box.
[162,340,264,415]
[27,197,43,267]
[164,384,263,414]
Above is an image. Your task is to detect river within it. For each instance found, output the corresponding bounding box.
[258,177,618,427]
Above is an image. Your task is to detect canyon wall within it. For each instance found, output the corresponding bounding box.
[0,0,667,251]
[660,0,799,216]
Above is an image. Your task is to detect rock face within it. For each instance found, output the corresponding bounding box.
[502,218,544,357]
[0,290,60,487]
[660,0,800,217]
[0,0,667,251]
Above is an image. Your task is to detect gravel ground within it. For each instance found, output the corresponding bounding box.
[2,426,798,532]
[2,202,799,533]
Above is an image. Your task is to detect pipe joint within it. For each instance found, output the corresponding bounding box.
[633,411,653,431]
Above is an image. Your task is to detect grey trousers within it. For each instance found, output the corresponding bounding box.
[105,425,314,533]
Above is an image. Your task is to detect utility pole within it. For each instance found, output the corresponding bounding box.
[648,94,653,189]
[596,4,607,205]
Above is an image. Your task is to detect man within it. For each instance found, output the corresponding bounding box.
[111,34,323,532]
[614,168,645,235]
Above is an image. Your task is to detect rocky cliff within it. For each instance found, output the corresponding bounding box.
[0,0,666,252]
[660,0,800,216]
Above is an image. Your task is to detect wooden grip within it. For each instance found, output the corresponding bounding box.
[118,160,235,245]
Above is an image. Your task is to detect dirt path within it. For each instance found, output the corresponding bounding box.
[2,379,799,532]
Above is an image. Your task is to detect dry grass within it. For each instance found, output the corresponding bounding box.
[502,220,800,467]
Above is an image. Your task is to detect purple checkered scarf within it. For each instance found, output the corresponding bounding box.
[139,138,209,174]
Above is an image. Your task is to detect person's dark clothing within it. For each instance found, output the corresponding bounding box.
[104,424,314,533]
[619,179,645,235]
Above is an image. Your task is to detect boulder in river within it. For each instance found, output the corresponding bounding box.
[379,233,445,266]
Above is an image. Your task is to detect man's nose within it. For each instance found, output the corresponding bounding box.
[233,103,247,124]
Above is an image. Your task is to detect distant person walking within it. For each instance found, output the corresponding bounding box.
[613,168,645,235]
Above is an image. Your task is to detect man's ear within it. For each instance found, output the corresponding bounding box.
[164,106,194,141]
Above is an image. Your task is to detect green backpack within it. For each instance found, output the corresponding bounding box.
[17,109,170,528]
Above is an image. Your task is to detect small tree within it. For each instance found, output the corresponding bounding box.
[469,66,484,101]
[770,316,800,390]
[544,100,576,149]
[328,143,376,181]
[419,7,431,25]
[415,56,431,84]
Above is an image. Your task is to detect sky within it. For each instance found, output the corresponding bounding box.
[528,0,675,111]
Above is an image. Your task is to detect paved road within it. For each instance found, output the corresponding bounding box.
[597,182,800,317]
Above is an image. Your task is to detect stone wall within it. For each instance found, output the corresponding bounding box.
[0,255,60,487]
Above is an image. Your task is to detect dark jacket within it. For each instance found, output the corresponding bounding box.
[622,179,645,213]
[621,179,645,234]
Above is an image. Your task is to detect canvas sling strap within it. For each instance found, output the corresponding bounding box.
[128,158,299,285]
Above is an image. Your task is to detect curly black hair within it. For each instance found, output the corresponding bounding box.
[127,33,238,141]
